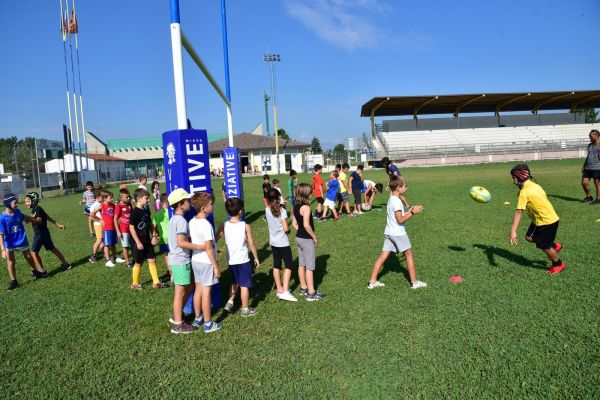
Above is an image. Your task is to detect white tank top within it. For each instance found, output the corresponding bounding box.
[224,221,250,265]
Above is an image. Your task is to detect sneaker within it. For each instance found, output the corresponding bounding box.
[61,262,72,271]
[306,291,325,301]
[581,196,593,203]
[358,211,365,215]
[410,280,427,289]
[130,283,143,290]
[115,257,126,263]
[125,262,134,269]
[171,323,194,334]
[299,288,308,297]
[105,260,116,268]
[345,213,355,218]
[223,301,234,312]
[89,255,97,263]
[153,282,170,289]
[240,307,258,317]
[203,320,222,333]
[554,242,563,253]
[168,315,180,324]
[318,217,327,222]
[546,262,565,274]
[591,200,600,205]
[192,316,205,329]
[31,269,48,279]
[277,291,298,302]
[333,215,341,222]
[89,233,95,238]
[367,281,385,289]
[6,280,18,291]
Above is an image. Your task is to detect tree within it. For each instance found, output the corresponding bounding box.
[310,137,323,154]
[277,128,290,140]
[584,108,599,124]
[333,143,345,153]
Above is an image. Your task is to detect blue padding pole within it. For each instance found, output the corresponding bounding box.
[169,0,180,23]
[222,146,244,219]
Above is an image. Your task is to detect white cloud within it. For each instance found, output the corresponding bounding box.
[285,0,428,52]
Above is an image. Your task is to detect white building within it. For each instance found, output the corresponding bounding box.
[45,154,126,182]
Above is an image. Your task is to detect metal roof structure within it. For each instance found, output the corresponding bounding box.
[106,133,228,151]
[208,133,309,153]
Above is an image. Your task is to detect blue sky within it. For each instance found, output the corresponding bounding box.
[1,0,599,149]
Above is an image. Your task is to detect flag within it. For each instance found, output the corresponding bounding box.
[60,7,67,41]
[68,10,78,34]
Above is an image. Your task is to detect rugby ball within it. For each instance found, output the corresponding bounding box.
[469,186,491,203]
[362,203,372,211]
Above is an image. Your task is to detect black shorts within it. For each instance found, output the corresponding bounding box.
[132,243,156,264]
[352,190,362,205]
[315,196,324,204]
[582,169,600,179]
[526,220,559,250]
[336,192,342,203]
[31,234,55,253]
[271,245,294,270]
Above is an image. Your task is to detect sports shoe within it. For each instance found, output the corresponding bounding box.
[192,316,205,329]
[6,280,18,291]
[125,262,134,269]
[333,215,341,222]
[367,281,385,289]
[153,282,169,289]
[581,196,593,203]
[306,291,325,301]
[168,316,180,324]
[591,199,600,205]
[31,269,48,279]
[203,320,222,333]
[410,280,427,289]
[240,307,258,317]
[130,283,143,290]
[171,323,194,334]
[89,255,97,263]
[89,233,95,238]
[277,290,298,302]
[223,301,234,312]
[105,260,116,268]
[546,262,565,274]
[318,217,327,222]
[115,257,126,263]
[357,211,365,215]
[298,288,308,297]
[345,213,355,218]
[61,262,72,271]
[554,242,563,253]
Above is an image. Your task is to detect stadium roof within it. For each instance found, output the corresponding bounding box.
[361,90,600,118]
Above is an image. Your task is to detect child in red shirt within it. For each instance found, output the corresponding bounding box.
[312,164,324,219]
[100,190,124,268]
[114,188,133,268]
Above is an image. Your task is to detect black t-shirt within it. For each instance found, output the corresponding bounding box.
[262,182,272,198]
[130,207,152,243]
[293,203,314,240]
[31,206,49,235]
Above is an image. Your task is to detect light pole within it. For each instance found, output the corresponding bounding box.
[264,53,281,174]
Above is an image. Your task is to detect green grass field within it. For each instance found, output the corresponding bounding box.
[1,158,599,399]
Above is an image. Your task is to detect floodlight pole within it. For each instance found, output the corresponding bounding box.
[169,0,188,130]
[264,92,270,136]
[264,54,281,174]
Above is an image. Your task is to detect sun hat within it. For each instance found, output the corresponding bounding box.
[167,188,191,206]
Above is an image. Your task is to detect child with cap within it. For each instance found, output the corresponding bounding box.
[24,192,71,272]
[508,164,565,274]
[1,194,48,291]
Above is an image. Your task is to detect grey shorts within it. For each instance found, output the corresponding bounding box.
[191,261,218,287]
[120,233,131,248]
[295,237,316,271]
[382,234,412,253]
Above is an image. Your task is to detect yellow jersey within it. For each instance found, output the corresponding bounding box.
[338,171,348,193]
[516,180,559,226]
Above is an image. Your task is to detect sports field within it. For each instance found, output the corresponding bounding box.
[1,158,598,399]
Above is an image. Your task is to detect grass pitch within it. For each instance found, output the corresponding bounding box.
[1,158,599,399]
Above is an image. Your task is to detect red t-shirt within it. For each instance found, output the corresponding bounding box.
[114,201,131,233]
[101,203,116,231]
[312,173,324,198]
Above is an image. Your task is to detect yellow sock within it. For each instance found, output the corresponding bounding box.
[132,265,141,285]
[148,261,159,285]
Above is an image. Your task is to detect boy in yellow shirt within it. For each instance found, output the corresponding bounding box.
[508,164,564,274]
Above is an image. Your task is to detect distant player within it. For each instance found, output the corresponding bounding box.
[262,174,272,207]
[581,129,600,204]
[80,181,95,237]
[363,180,383,210]
[312,164,324,219]
[508,164,564,274]
[382,156,401,177]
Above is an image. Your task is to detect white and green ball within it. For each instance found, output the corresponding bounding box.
[469,186,492,203]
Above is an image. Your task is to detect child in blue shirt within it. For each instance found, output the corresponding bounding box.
[0,194,48,291]
[319,170,340,221]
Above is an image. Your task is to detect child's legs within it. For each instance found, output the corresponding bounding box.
[87,216,93,234]
[165,254,172,275]
[543,247,559,263]
[201,286,212,321]
[305,270,315,293]
[272,268,283,293]
[147,258,160,284]
[298,267,307,289]
[321,205,328,218]
[344,200,351,214]
[370,251,391,283]
[594,177,600,199]
[51,247,67,263]
[240,287,250,309]
[103,245,110,260]
[173,284,188,323]
[110,244,117,258]
[92,239,103,255]
[5,250,16,280]
[22,250,39,271]
[31,251,44,269]
[404,248,417,283]
[228,284,239,302]
[193,283,203,318]
[581,176,591,196]
[122,247,129,262]
[282,268,292,291]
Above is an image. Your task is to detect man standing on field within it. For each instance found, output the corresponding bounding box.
[581,129,600,205]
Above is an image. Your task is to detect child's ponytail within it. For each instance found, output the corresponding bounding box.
[267,188,281,217]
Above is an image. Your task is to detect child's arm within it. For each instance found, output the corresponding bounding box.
[509,210,523,245]
[394,205,424,224]
[46,214,65,230]
[149,217,158,246]
[89,205,102,224]
[245,224,260,267]
[214,223,225,242]
[114,212,121,237]
[129,224,144,250]
[301,205,317,245]
[281,216,290,235]
[0,233,6,259]
[177,234,205,251]
[291,211,298,230]
[28,214,42,225]
[205,240,221,278]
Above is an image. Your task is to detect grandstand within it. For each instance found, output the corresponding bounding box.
[361,91,600,166]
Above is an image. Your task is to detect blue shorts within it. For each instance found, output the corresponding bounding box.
[230,261,253,288]
[102,230,118,246]
[84,206,91,216]
[32,233,55,253]
[159,244,169,254]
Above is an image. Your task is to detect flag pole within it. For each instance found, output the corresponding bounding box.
[71,0,89,170]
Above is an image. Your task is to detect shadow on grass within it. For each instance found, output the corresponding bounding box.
[378,253,411,284]
[547,194,581,202]
[244,210,266,225]
[473,244,547,269]
[448,245,466,252]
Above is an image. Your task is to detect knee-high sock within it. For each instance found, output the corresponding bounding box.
[132,265,141,285]
[148,261,159,285]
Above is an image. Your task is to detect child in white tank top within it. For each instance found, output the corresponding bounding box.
[216,197,260,317]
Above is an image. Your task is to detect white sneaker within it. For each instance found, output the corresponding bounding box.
[115,257,126,263]
[105,260,116,268]
[223,301,234,312]
[410,280,427,289]
[367,281,385,289]
[277,291,298,302]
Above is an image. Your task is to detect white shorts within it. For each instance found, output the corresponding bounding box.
[382,234,411,253]
[192,261,218,287]
[323,198,336,208]
[6,246,29,253]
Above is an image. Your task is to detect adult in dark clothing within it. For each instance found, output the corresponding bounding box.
[581,129,600,204]
[381,157,400,177]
